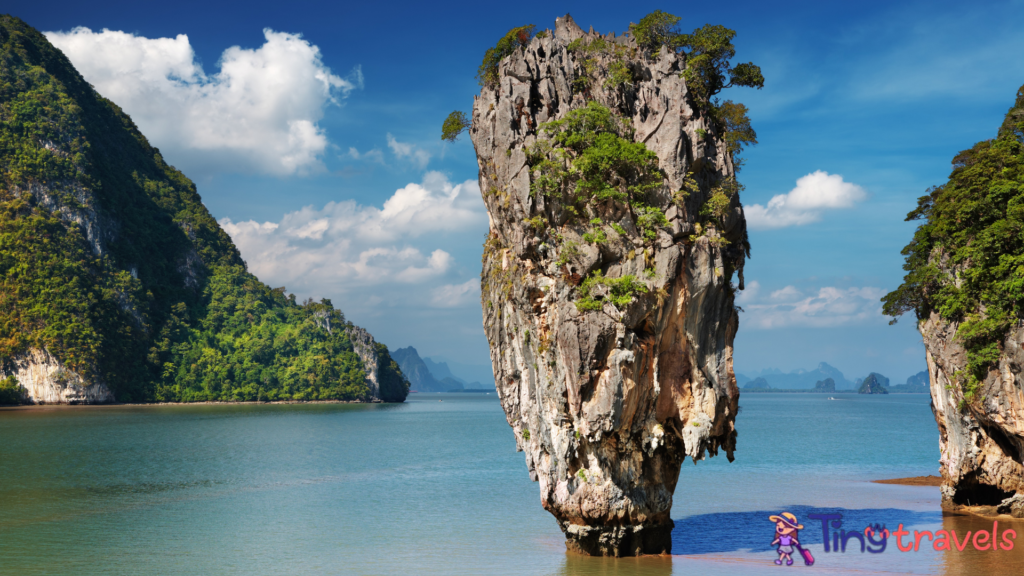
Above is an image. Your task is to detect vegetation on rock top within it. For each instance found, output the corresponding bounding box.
[462,11,762,315]
[477,24,536,88]
[883,83,1024,405]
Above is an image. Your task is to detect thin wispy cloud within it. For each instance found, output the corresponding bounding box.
[348,147,385,164]
[745,171,867,230]
[46,27,362,176]
[387,134,431,168]
[738,282,886,329]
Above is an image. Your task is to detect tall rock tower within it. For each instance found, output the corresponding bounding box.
[470,15,750,555]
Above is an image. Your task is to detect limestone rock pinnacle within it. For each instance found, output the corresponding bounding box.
[472,15,747,555]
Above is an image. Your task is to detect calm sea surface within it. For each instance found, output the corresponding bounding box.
[1,393,1022,575]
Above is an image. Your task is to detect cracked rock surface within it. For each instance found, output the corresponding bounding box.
[471,15,746,555]
[921,313,1024,517]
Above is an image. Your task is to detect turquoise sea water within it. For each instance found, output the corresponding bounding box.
[1,393,1022,575]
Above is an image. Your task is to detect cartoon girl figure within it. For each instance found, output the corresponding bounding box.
[770,512,803,566]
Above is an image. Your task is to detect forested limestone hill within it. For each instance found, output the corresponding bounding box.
[0,15,408,404]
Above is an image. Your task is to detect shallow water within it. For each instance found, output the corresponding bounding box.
[0,393,1021,575]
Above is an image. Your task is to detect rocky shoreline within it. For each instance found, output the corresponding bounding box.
[0,398,396,408]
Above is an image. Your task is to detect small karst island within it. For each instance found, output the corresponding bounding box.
[2,7,1024,560]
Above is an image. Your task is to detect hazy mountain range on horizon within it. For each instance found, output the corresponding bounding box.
[392,347,495,392]
[736,362,928,391]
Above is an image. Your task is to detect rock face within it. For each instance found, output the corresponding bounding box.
[922,313,1024,517]
[2,349,114,404]
[345,325,410,403]
[472,16,746,555]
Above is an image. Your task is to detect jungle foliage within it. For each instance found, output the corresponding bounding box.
[0,16,406,403]
[883,83,1024,403]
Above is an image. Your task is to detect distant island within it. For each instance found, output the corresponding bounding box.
[858,373,889,394]
[740,365,928,394]
[813,378,835,392]
[392,347,494,393]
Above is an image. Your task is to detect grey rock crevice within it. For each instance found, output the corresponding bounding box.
[921,313,1024,517]
[346,324,384,401]
[472,15,745,555]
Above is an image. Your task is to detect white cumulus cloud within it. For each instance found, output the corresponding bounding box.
[220,172,486,306]
[739,282,886,329]
[745,171,867,230]
[45,27,362,176]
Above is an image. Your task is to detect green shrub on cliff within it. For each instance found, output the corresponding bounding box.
[0,16,405,403]
[477,25,536,87]
[630,10,683,53]
[883,83,1024,403]
[576,271,648,312]
[630,11,764,104]
[441,111,470,142]
[678,24,764,104]
[712,100,758,170]
[536,101,662,207]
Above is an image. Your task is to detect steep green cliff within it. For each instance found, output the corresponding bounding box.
[0,15,407,403]
[883,85,1024,514]
[884,83,1024,402]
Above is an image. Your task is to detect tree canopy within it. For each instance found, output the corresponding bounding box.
[883,83,1024,402]
[441,111,470,142]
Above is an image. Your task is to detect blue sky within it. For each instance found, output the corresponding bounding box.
[7,0,1024,383]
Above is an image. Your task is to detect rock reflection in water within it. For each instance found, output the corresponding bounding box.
[938,513,1024,576]
[557,553,673,576]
